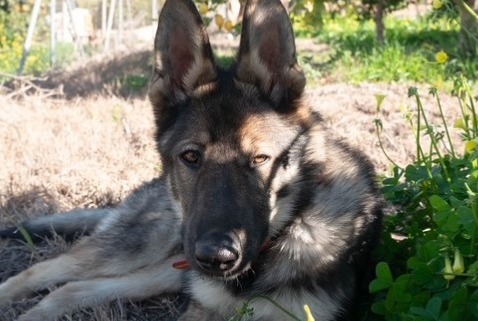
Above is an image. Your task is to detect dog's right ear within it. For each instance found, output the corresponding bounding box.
[149,0,217,108]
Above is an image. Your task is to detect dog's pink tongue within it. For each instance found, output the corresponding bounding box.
[172,259,190,270]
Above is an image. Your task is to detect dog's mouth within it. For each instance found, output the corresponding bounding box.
[172,240,271,279]
[172,257,253,280]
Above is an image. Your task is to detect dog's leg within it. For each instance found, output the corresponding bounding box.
[0,242,103,304]
[0,231,178,305]
[14,255,184,321]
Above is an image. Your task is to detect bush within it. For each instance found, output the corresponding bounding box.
[371,57,478,321]
[0,10,27,76]
[372,81,478,321]
[0,9,75,80]
[367,3,478,319]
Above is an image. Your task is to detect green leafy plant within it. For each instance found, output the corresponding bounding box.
[371,72,478,321]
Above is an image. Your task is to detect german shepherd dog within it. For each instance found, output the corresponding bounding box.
[0,0,383,320]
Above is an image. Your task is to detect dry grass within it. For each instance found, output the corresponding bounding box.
[0,78,464,320]
[0,93,189,320]
[0,95,158,218]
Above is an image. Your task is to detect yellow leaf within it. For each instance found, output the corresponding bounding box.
[303,304,315,321]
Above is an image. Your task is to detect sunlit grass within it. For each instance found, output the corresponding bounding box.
[295,14,478,86]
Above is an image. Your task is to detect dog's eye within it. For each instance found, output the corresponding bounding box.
[181,150,201,165]
[252,154,269,166]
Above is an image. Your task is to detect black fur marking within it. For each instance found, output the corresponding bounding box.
[276,184,290,199]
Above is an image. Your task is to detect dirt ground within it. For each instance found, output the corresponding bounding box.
[0,43,465,320]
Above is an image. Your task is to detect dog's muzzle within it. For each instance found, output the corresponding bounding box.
[193,231,241,275]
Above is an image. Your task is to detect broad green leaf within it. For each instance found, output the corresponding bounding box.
[457,206,475,233]
[405,164,429,181]
[448,288,469,321]
[410,306,433,319]
[429,195,451,212]
[369,278,392,293]
[426,297,442,320]
[413,291,431,307]
[376,262,393,283]
[389,282,412,303]
[470,289,478,318]
[371,301,387,315]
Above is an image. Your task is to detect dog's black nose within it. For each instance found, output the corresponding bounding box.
[194,236,240,273]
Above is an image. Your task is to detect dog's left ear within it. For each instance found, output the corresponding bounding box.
[235,0,306,108]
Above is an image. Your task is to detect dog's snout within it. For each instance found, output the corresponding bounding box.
[194,234,240,274]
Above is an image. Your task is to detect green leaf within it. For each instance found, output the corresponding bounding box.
[376,262,393,283]
[457,206,475,233]
[389,280,412,303]
[370,262,394,293]
[410,306,433,319]
[371,301,387,315]
[375,94,386,112]
[413,291,431,307]
[470,289,478,318]
[467,261,478,275]
[426,297,442,320]
[448,288,469,321]
[410,266,434,285]
[370,278,392,293]
[418,240,440,262]
[429,195,451,212]
[17,225,37,252]
[405,164,429,181]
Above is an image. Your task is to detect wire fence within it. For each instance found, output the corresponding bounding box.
[14,0,166,75]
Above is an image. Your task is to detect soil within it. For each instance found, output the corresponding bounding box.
[0,41,466,320]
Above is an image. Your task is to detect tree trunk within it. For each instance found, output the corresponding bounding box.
[455,0,478,57]
[375,0,385,45]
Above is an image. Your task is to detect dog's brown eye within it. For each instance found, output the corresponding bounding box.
[252,154,269,166]
[181,150,200,165]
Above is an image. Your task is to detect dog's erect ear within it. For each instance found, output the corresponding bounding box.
[149,0,217,105]
[235,0,306,107]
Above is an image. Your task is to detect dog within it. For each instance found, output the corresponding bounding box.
[0,0,383,320]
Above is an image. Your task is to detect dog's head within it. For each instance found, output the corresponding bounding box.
[149,0,312,279]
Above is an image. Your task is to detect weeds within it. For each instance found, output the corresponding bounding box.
[372,62,478,321]
[228,295,315,321]
[369,4,478,317]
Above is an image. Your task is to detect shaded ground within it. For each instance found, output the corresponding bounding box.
[0,43,464,320]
